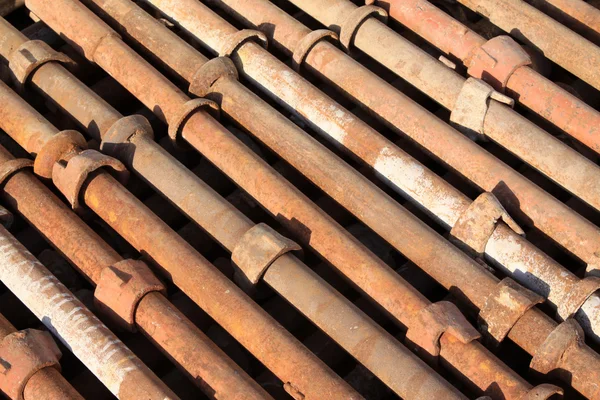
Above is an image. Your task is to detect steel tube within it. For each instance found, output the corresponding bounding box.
[188,0,600,281]
[67,0,600,397]
[0,313,83,400]
[376,0,600,157]
[0,215,178,399]
[0,81,271,400]
[525,0,600,45]
[11,5,470,398]
[456,0,600,91]
[283,0,600,216]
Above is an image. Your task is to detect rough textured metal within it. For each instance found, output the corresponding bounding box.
[0,223,178,399]
[8,39,72,86]
[94,259,166,331]
[231,223,301,285]
[33,130,87,179]
[0,329,61,400]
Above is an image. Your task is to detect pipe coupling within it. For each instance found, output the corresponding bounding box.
[219,29,268,57]
[339,5,387,53]
[292,29,339,71]
[189,56,239,97]
[8,39,73,88]
[34,130,88,179]
[530,318,583,375]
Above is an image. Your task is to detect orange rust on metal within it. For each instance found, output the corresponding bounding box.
[188,56,238,97]
[94,259,166,331]
[479,278,544,346]
[7,39,73,86]
[450,192,523,255]
[378,0,600,157]
[231,223,302,286]
[0,329,61,400]
[0,158,34,185]
[292,29,338,71]
[530,319,584,375]
[405,301,480,362]
[0,83,272,399]
[455,0,600,92]
[33,130,87,179]
[338,5,387,52]
[52,149,129,211]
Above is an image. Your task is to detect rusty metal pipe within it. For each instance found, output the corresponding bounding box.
[374,0,600,158]
[190,0,600,281]
[197,0,600,345]
[525,0,600,45]
[9,6,470,398]
[0,211,178,399]
[0,313,83,400]
[0,81,272,400]
[53,0,600,397]
[456,0,600,91]
[281,0,600,217]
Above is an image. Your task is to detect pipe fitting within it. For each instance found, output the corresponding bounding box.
[530,319,584,375]
[466,36,532,93]
[0,329,61,400]
[188,56,239,98]
[33,130,87,179]
[479,278,544,346]
[101,114,154,158]
[450,192,524,256]
[0,159,34,186]
[405,301,480,362]
[219,29,268,57]
[167,98,219,148]
[450,77,514,140]
[339,5,387,53]
[231,223,301,286]
[94,259,166,332]
[519,384,563,400]
[51,149,129,211]
[8,39,73,88]
[292,29,339,71]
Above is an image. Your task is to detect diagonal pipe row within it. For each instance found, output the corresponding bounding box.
[193,0,600,280]
[183,0,600,345]
[454,0,600,91]
[270,0,600,217]
[5,0,565,397]
[0,79,272,400]
[0,5,472,398]
[370,0,600,158]
[20,0,600,398]
[0,200,178,399]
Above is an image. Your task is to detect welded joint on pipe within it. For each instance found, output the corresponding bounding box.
[466,36,532,93]
[219,29,268,57]
[530,318,584,375]
[7,39,74,90]
[556,277,600,320]
[450,77,514,141]
[188,56,239,98]
[33,130,88,179]
[94,259,166,332]
[51,149,129,212]
[450,192,524,256]
[339,5,387,54]
[292,29,339,72]
[478,278,544,347]
[167,98,220,149]
[0,329,62,400]
[231,223,301,290]
[405,301,480,364]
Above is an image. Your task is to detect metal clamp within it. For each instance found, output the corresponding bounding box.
[51,149,129,211]
[33,130,88,179]
[232,223,301,285]
[8,40,73,87]
[167,98,220,148]
[450,192,524,255]
[520,384,563,400]
[0,329,61,400]
[292,29,339,72]
[557,277,600,320]
[467,36,532,92]
[94,259,166,332]
[219,29,268,57]
[101,114,154,161]
[339,5,387,53]
[530,319,583,375]
[450,77,514,140]
[189,56,239,98]
[405,301,480,361]
[0,159,34,187]
[479,278,544,346]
